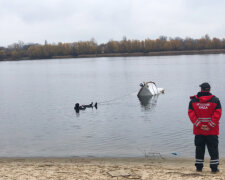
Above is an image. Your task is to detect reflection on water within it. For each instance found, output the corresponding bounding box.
[138,95,159,110]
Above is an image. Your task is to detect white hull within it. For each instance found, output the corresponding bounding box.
[138,94,159,108]
[137,82,164,97]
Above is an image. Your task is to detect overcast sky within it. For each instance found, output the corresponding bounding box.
[0,0,225,46]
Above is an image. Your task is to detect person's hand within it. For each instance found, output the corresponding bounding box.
[201,125,210,131]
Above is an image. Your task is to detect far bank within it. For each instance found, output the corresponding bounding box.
[1,49,225,61]
[77,49,225,58]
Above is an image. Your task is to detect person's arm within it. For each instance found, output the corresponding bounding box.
[188,100,201,128]
[208,98,222,128]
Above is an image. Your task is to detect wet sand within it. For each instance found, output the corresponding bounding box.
[0,157,224,179]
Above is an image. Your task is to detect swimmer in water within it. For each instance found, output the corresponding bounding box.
[74,102,97,113]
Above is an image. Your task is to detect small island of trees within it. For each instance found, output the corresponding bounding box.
[1,35,225,61]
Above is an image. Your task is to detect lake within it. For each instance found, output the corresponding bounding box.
[0,54,224,157]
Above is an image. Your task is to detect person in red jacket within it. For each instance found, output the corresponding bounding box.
[188,82,222,173]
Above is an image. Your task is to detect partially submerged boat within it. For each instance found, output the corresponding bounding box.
[137,81,164,97]
[138,94,159,110]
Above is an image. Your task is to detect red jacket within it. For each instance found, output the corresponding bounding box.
[188,92,222,135]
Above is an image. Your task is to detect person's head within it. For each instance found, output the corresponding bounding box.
[75,103,80,113]
[75,103,79,109]
[199,82,211,92]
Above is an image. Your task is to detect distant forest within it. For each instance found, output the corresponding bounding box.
[1,35,225,60]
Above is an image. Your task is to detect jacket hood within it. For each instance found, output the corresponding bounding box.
[197,95,214,103]
[190,92,214,103]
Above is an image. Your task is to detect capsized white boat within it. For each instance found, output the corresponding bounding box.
[137,81,164,97]
[138,94,159,110]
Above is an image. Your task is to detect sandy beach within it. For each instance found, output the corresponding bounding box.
[0,157,224,180]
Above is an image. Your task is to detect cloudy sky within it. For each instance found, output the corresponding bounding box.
[0,0,225,46]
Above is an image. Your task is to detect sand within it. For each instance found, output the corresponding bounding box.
[0,157,224,180]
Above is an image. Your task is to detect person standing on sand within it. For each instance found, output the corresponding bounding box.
[188,82,222,173]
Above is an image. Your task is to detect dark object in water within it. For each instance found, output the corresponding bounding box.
[74,102,97,113]
[94,102,97,109]
[83,102,93,108]
[74,103,85,113]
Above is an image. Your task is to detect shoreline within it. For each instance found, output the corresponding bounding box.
[0,157,224,179]
[1,49,225,62]
[77,49,225,58]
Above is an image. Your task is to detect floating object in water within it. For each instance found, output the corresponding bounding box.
[74,103,86,113]
[83,102,93,108]
[74,102,97,113]
[137,81,164,97]
[94,102,97,109]
[138,94,159,110]
[171,152,178,156]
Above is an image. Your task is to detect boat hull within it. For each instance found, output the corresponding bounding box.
[137,82,164,97]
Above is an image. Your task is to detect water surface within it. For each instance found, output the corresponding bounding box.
[0,54,224,157]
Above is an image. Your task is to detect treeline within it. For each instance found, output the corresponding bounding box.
[1,35,225,60]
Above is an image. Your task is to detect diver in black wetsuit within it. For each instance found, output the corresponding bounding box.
[74,103,85,113]
[83,102,93,108]
[74,102,97,113]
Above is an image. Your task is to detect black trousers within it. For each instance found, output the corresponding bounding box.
[195,135,219,170]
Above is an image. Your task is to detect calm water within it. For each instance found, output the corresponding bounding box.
[0,54,224,157]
